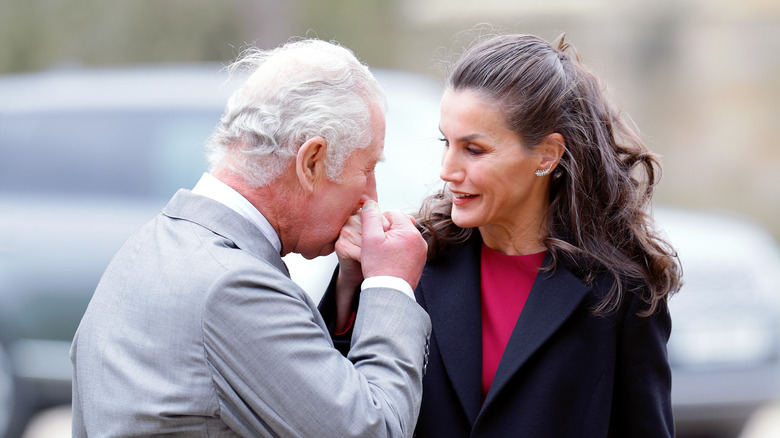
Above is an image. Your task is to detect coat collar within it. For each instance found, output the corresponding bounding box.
[161,189,289,277]
[480,252,589,412]
[419,233,590,425]
[419,234,484,425]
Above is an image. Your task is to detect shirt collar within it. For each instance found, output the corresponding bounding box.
[191,172,282,254]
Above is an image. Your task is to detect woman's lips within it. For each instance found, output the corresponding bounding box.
[451,191,477,206]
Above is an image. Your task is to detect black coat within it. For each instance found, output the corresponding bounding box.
[322,234,674,437]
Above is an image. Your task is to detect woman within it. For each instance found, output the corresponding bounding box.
[324,33,682,437]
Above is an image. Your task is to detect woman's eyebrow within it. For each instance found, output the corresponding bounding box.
[439,128,487,143]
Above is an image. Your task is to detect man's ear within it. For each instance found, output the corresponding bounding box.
[537,132,566,174]
[296,137,327,194]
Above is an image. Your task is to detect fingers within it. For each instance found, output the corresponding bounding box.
[340,215,362,246]
[359,202,428,290]
[383,209,417,231]
[360,200,385,243]
[335,214,362,263]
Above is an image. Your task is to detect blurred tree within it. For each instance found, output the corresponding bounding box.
[297,0,397,67]
[0,0,395,73]
[0,0,269,73]
[1,0,777,239]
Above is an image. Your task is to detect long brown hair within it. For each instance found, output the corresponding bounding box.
[417,33,682,317]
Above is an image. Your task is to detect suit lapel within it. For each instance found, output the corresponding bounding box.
[419,235,483,425]
[481,255,589,410]
[162,189,289,277]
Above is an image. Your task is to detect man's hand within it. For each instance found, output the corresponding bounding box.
[360,200,427,290]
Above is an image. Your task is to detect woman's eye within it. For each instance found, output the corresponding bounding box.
[439,137,483,155]
[466,146,483,155]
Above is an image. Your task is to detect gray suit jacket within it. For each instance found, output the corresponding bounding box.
[70,190,431,437]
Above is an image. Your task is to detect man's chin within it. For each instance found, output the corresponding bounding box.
[301,245,336,260]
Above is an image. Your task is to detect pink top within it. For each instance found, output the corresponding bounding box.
[480,245,546,399]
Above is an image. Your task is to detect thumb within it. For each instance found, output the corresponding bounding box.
[361,200,384,241]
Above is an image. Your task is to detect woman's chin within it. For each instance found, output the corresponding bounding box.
[451,212,480,230]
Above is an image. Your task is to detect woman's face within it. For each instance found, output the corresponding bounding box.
[438,89,549,236]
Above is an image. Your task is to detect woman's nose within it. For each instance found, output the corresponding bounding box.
[439,147,463,183]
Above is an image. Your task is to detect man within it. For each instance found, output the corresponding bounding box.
[70,39,431,437]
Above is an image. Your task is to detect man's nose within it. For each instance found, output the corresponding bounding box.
[363,172,378,203]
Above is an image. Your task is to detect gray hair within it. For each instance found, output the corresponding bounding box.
[206,39,386,188]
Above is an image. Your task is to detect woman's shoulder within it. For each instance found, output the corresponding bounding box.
[552,251,663,317]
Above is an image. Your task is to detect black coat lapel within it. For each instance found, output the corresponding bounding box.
[418,235,483,425]
[481,256,589,410]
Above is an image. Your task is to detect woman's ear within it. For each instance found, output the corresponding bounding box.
[296,137,327,194]
[536,133,565,176]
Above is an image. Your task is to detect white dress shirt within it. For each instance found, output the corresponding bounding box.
[192,172,281,254]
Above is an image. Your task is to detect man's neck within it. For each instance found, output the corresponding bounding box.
[211,169,300,256]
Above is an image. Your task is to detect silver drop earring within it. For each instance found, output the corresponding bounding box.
[535,163,554,177]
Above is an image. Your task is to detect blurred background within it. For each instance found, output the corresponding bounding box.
[2,0,778,239]
[1,0,779,437]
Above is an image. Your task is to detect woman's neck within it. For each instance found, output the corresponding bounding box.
[478,214,548,256]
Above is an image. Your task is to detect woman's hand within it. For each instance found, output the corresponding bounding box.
[333,209,391,333]
[335,213,365,294]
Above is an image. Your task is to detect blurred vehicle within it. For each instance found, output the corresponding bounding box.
[0,65,230,438]
[1,65,779,438]
[662,207,780,438]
